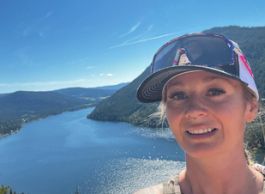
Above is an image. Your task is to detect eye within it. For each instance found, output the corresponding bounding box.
[168,92,188,100]
[207,88,226,96]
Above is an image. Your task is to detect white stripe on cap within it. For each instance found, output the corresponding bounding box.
[238,55,259,100]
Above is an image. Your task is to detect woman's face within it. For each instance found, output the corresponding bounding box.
[165,71,256,158]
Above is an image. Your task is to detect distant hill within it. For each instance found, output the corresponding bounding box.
[88,26,265,128]
[0,83,129,99]
[53,83,129,98]
[54,87,117,98]
[95,82,130,90]
[0,91,89,117]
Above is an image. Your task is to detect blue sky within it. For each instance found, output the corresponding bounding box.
[0,0,265,93]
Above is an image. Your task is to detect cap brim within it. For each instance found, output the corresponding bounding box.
[137,65,248,103]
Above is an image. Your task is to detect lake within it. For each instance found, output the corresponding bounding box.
[0,108,186,194]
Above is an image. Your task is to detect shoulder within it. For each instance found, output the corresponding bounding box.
[133,183,163,194]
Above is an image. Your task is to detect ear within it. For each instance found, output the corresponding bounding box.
[245,101,258,123]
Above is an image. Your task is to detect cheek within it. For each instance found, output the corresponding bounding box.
[166,103,185,137]
[210,98,246,131]
[211,101,233,117]
[166,102,184,125]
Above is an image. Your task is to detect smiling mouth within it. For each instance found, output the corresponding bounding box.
[187,128,217,135]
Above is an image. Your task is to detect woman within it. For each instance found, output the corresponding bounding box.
[135,33,264,194]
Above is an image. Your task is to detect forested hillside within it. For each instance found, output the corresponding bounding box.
[87,66,163,127]
[0,82,129,137]
[88,26,265,128]
[0,91,94,137]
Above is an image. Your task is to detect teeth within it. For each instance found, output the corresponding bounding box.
[188,128,215,134]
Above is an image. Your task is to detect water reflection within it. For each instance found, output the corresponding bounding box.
[0,108,185,194]
[79,158,186,194]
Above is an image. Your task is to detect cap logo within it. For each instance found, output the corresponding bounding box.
[178,54,191,66]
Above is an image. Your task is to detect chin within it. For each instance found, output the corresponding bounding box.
[184,143,224,159]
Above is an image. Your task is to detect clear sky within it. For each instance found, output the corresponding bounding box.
[1,0,265,93]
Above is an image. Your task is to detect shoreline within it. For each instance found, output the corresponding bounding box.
[0,105,95,140]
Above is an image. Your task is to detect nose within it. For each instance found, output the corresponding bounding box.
[185,94,208,120]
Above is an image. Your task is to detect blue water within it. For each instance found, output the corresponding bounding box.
[0,108,186,194]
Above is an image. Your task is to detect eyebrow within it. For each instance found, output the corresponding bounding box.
[203,76,231,84]
[166,81,185,88]
[167,76,233,89]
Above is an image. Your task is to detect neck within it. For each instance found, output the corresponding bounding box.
[182,147,262,194]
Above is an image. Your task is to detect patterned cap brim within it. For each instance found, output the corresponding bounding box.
[137,65,247,103]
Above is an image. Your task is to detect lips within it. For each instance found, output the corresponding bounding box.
[185,127,218,139]
[187,128,216,134]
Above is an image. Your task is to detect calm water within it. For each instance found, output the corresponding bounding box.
[0,108,186,194]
